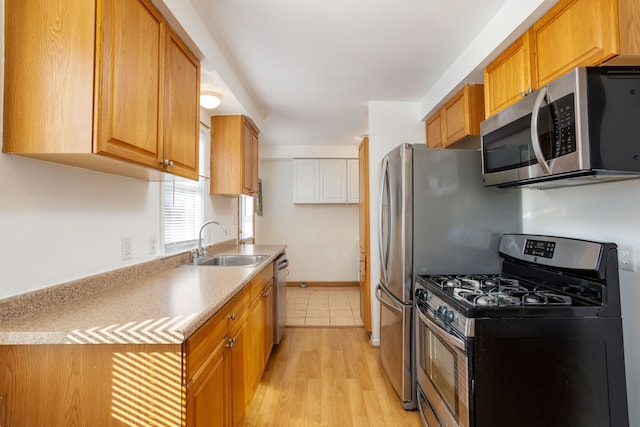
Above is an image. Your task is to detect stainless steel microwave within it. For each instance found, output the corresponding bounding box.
[481,66,640,188]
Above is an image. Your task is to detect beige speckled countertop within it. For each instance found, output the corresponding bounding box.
[0,244,286,345]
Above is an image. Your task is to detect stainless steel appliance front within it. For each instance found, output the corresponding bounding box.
[481,66,640,188]
[376,144,521,410]
[415,292,471,426]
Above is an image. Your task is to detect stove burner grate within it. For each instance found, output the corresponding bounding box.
[431,274,573,308]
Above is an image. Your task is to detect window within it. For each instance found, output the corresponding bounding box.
[239,195,255,244]
[162,122,209,250]
[163,179,205,249]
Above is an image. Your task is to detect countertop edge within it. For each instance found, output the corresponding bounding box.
[0,245,287,346]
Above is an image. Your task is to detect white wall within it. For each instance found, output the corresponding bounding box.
[368,101,426,345]
[0,10,236,299]
[255,159,358,283]
[0,152,237,300]
[522,181,640,426]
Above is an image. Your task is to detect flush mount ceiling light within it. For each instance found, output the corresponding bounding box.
[200,91,221,110]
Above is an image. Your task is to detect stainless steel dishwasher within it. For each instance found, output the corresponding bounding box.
[274,253,289,344]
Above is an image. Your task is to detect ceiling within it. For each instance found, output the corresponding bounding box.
[188,0,514,146]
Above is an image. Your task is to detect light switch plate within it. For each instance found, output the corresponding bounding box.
[122,237,133,261]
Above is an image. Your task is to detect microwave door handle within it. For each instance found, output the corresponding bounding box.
[530,87,552,174]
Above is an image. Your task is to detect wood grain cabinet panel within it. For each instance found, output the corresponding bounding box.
[211,115,260,196]
[484,32,534,118]
[358,138,371,333]
[484,0,640,118]
[425,112,444,149]
[425,84,485,149]
[3,0,200,181]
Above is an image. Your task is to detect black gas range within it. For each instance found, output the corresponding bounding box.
[414,234,629,427]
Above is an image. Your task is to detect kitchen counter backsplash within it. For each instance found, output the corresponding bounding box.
[0,241,285,346]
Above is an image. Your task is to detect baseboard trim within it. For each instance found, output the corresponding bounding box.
[287,281,359,288]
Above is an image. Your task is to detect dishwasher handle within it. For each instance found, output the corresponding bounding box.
[275,256,289,270]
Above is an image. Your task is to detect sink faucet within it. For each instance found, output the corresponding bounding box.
[196,220,228,259]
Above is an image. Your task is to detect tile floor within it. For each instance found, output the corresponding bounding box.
[286,286,363,327]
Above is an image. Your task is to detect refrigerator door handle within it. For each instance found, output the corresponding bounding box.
[375,283,406,312]
[378,156,390,283]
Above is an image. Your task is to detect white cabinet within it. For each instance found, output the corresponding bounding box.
[293,159,358,204]
[293,159,320,203]
[347,159,359,204]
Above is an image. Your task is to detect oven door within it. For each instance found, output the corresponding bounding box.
[415,302,470,427]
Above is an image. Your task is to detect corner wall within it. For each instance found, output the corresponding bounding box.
[367,101,425,345]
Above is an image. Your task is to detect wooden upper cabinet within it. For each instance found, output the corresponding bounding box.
[2,0,200,181]
[211,115,260,196]
[531,0,640,87]
[242,122,260,195]
[484,0,640,118]
[425,84,485,149]
[96,0,164,170]
[425,111,444,149]
[484,32,534,118]
[163,27,201,180]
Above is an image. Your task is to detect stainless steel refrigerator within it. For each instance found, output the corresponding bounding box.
[375,143,521,409]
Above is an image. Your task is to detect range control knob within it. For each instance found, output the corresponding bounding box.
[437,306,455,323]
[415,289,429,301]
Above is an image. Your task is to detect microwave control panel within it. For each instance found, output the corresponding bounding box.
[549,94,576,158]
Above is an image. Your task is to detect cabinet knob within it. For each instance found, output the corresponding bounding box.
[161,159,174,167]
[226,337,237,348]
[228,313,236,320]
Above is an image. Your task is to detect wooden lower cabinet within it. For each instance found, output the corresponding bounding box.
[0,344,184,426]
[0,264,278,426]
[229,314,251,427]
[186,339,229,427]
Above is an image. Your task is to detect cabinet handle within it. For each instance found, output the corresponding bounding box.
[262,291,271,298]
[228,313,236,320]
[226,337,237,348]
[161,159,174,167]
[521,88,534,97]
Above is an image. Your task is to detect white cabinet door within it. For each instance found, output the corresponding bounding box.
[347,159,359,204]
[293,158,357,204]
[293,159,320,203]
[320,159,347,203]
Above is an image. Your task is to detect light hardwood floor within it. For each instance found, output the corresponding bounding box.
[243,327,422,427]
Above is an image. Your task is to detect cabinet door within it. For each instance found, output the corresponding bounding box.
[242,122,259,196]
[248,294,265,395]
[358,138,371,333]
[320,159,347,203]
[263,281,275,361]
[532,0,618,88]
[96,0,164,168]
[230,319,250,427]
[186,340,229,427]
[425,111,443,149]
[484,31,534,118]
[293,159,320,203]
[3,0,96,154]
[163,27,200,180]
[347,159,359,204]
[442,85,484,147]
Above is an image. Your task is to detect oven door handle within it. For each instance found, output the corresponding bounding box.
[417,308,466,352]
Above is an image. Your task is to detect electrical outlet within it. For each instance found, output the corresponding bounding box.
[149,235,157,255]
[618,244,636,272]
[121,237,133,261]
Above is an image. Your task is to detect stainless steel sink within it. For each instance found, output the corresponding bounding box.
[194,254,269,267]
